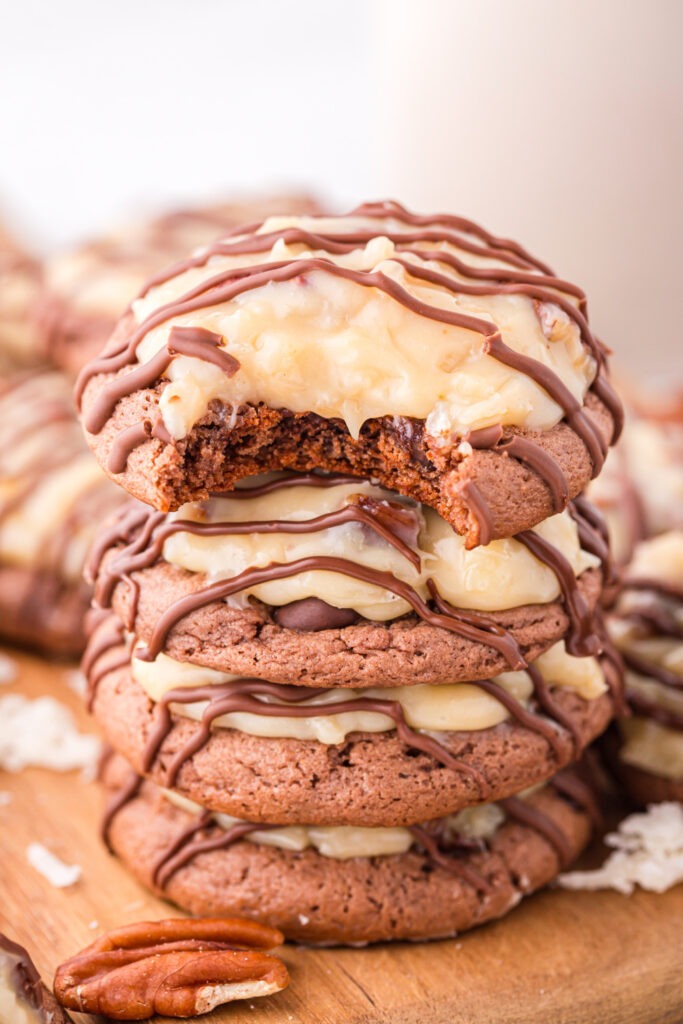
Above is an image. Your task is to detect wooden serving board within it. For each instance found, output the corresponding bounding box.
[1,647,681,1024]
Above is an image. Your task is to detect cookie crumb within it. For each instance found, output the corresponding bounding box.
[0,653,16,685]
[26,842,81,888]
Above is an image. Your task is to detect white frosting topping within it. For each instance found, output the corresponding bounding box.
[132,641,605,743]
[130,211,596,441]
[164,788,505,860]
[161,478,599,617]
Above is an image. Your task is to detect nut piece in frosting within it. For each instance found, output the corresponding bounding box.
[53,917,289,1019]
[0,933,72,1023]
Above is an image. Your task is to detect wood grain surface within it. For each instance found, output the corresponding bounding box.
[1,647,681,1024]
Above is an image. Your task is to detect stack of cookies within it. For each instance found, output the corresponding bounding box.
[78,201,625,944]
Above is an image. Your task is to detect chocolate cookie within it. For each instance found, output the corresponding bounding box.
[100,753,596,945]
[76,201,622,544]
[87,480,611,686]
[37,194,321,376]
[89,652,619,825]
[0,371,124,655]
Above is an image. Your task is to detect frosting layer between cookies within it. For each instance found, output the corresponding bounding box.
[163,788,505,859]
[133,640,606,743]
[159,477,599,618]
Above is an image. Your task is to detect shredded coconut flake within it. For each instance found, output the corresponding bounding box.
[0,694,100,774]
[0,653,17,685]
[26,843,81,888]
[558,803,683,894]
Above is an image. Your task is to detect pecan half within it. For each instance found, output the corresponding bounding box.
[53,917,289,1019]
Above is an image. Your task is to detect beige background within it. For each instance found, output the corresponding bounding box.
[372,0,683,380]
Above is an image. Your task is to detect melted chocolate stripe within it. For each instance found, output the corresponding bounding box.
[167,325,240,374]
[549,771,603,831]
[406,825,491,892]
[349,199,554,273]
[486,338,608,472]
[500,795,574,868]
[455,480,494,546]
[525,664,584,754]
[132,556,527,668]
[625,606,683,641]
[466,677,565,758]
[153,818,273,889]
[390,256,598,361]
[496,436,569,513]
[516,529,600,658]
[101,769,141,852]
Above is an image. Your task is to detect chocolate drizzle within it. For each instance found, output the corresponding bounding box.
[74,200,622,493]
[515,528,600,658]
[499,795,575,869]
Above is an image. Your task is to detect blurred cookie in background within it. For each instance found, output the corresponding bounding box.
[0,222,44,372]
[0,370,124,657]
[607,531,683,804]
[36,193,323,376]
[587,387,683,564]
